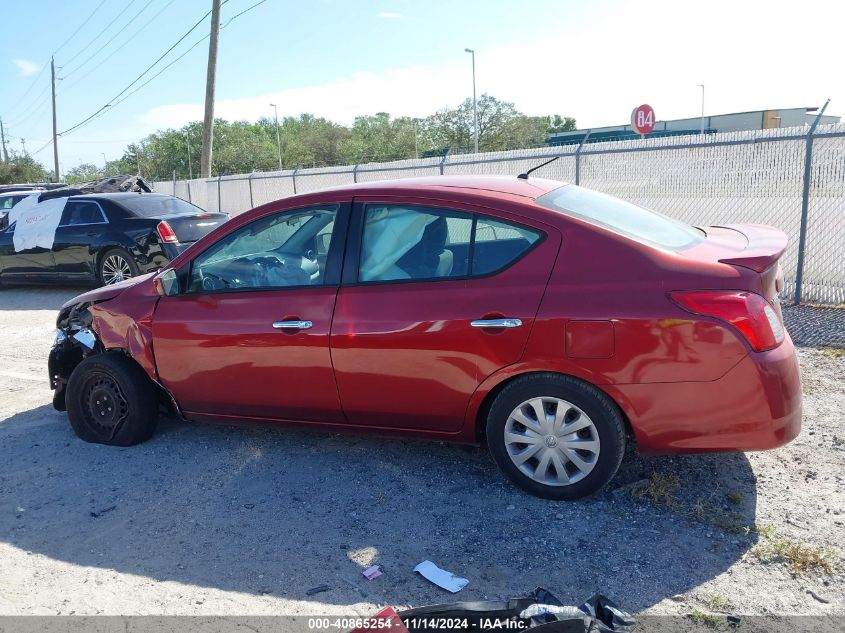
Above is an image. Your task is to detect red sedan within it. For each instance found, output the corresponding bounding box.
[48,176,801,499]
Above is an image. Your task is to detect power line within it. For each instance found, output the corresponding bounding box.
[60,0,176,95]
[4,84,50,128]
[53,0,109,57]
[2,0,106,120]
[2,65,48,121]
[59,3,221,137]
[106,0,267,112]
[57,0,272,139]
[60,0,140,74]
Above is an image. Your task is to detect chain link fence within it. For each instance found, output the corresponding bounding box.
[155,123,845,305]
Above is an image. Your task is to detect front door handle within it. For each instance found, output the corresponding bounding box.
[470,318,522,329]
[273,320,313,330]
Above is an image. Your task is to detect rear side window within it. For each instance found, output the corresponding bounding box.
[536,185,703,250]
[120,196,204,217]
[473,218,540,275]
[358,204,542,283]
[61,201,105,226]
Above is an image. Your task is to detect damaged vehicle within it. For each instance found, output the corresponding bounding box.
[49,175,802,500]
[0,175,227,287]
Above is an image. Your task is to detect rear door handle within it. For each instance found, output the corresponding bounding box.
[470,318,522,329]
[273,320,313,330]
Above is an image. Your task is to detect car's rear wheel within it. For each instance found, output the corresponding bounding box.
[66,353,158,446]
[98,247,138,285]
[486,374,625,500]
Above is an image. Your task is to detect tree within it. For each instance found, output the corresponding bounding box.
[338,113,419,163]
[64,163,104,184]
[0,153,49,184]
[66,95,576,180]
[421,94,577,153]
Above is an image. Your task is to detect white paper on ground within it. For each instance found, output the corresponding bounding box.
[12,197,67,252]
[413,560,469,593]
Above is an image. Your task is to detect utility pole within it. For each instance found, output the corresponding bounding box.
[269,103,282,170]
[21,138,26,154]
[0,117,8,162]
[200,0,222,178]
[185,131,193,180]
[51,57,60,181]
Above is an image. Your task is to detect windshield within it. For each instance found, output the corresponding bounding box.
[535,185,704,250]
[119,196,205,217]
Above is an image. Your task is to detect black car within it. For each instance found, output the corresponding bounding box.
[0,192,228,286]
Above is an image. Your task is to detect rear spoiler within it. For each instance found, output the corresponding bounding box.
[714,224,788,273]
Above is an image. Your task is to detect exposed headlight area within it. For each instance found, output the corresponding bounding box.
[50,301,101,411]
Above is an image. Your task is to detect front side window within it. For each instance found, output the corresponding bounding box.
[535,185,703,250]
[61,201,105,226]
[188,206,337,292]
[358,205,543,282]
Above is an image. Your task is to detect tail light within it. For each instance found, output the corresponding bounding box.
[156,220,179,244]
[670,290,785,352]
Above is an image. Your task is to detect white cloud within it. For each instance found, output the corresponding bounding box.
[377,12,403,19]
[136,0,845,137]
[13,59,41,77]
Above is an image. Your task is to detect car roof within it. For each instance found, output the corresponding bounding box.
[322,175,565,198]
[69,192,173,200]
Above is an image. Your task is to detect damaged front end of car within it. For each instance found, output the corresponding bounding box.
[49,302,103,411]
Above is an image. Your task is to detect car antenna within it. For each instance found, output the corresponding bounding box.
[517,156,558,180]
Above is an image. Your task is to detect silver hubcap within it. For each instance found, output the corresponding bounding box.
[102,255,132,285]
[504,397,600,486]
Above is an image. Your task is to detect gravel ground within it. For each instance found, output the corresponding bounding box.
[0,287,842,619]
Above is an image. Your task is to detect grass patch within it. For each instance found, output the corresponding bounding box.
[743,523,775,538]
[819,346,845,358]
[631,472,680,508]
[689,610,724,629]
[752,533,837,574]
[705,594,734,612]
[726,491,742,506]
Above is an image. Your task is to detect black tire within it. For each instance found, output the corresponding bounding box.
[98,247,139,286]
[486,373,625,500]
[66,352,158,446]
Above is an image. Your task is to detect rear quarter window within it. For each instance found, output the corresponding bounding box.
[535,185,703,250]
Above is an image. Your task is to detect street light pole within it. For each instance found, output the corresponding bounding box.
[101,153,107,174]
[698,84,705,134]
[185,131,193,180]
[270,103,282,170]
[465,48,478,154]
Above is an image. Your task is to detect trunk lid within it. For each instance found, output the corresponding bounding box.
[157,212,228,243]
[686,223,787,316]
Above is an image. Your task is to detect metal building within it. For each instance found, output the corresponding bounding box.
[547,107,840,146]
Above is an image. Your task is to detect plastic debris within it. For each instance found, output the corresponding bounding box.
[398,587,635,632]
[413,560,469,593]
[362,565,382,580]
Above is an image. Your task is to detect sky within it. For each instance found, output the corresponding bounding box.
[1,0,843,173]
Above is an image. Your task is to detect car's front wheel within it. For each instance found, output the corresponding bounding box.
[98,247,139,285]
[486,374,625,500]
[66,353,158,446]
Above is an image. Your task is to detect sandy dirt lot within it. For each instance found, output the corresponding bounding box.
[0,287,842,619]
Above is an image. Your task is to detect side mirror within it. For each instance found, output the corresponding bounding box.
[153,268,180,296]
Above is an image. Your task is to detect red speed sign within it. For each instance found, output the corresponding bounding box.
[631,104,656,135]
